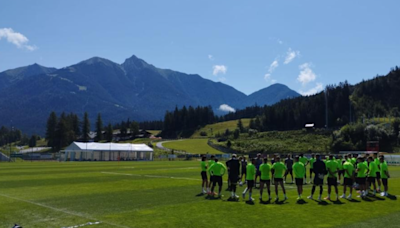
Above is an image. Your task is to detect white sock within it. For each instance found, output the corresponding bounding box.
[243,188,248,194]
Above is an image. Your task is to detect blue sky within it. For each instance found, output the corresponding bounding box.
[0,0,399,95]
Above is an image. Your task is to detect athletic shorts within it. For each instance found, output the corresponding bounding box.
[256,170,261,176]
[286,169,293,175]
[213,176,223,186]
[247,180,255,188]
[209,175,214,183]
[313,175,324,186]
[356,177,366,185]
[201,171,207,180]
[229,175,239,184]
[367,177,376,183]
[338,170,344,175]
[295,178,303,186]
[344,177,353,186]
[260,179,271,186]
[274,178,283,183]
[241,169,246,175]
[327,177,337,186]
[382,178,388,186]
[310,168,314,173]
[376,172,381,179]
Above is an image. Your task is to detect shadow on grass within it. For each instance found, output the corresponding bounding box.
[346,198,361,203]
[361,197,373,202]
[332,200,344,205]
[370,195,385,201]
[296,199,307,205]
[206,195,222,200]
[387,194,397,200]
[260,199,271,205]
[196,193,205,197]
[245,200,255,205]
[315,200,329,206]
[274,200,288,205]
[226,197,240,202]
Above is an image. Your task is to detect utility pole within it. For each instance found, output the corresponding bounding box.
[325,88,328,128]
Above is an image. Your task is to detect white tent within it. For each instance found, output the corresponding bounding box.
[61,142,154,162]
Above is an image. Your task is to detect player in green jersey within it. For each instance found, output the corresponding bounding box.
[207,155,215,194]
[337,155,344,184]
[243,158,256,201]
[367,156,378,195]
[299,153,309,184]
[373,153,382,192]
[356,156,368,198]
[200,156,208,194]
[272,156,287,201]
[293,156,305,200]
[379,155,390,197]
[309,153,316,184]
[259,157,272,201]
[341,159,355,199]
[208,158,227,197]
[325,155,339,201]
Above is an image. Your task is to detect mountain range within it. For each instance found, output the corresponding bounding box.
[0,55,300,134]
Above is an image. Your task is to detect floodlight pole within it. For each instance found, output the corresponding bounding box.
[325,88,328,128]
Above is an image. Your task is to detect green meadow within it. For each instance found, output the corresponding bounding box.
[162,139,224,154]
[0,161,399,228]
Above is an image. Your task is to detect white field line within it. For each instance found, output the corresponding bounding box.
[122,167,198,171]
[101,171,199,181]
[0,193,130,228]
[101,172,306,189]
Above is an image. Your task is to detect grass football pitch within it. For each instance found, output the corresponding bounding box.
[0,161,399,228]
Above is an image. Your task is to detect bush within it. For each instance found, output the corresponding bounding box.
[200,131,208,137]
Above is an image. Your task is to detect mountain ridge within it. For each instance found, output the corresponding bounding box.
[0,55,300,134]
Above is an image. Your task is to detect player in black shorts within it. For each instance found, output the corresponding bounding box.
[226,154,240,199]
[239,156,247,186]
[308,154,326,201]
[284,154,294,184]
[255,153,263,188]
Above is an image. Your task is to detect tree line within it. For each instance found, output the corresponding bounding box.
[162,106,215,138]
[45,111,148,151]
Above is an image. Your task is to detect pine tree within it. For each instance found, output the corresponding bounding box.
[46,111,58,150]
[237,119,245,133]
[55,113,68,150]
[95,113,103,142]
[82,112,90,142]
[29,135,37,147]
[130,121,139,138]
[106,123,113,142]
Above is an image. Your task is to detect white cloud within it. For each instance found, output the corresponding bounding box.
[264,60,279,83]
[208,54,214,61]
[268,60,279,72]
[219,104,236,113]
[278,39,283,45]
[0,28,37,51]
[212,65,227,76]
[297,63,316,85]
[284,48,300,64]
[300,82,324,96]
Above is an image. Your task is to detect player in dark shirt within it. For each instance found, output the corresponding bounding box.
[239,156,247,186]
[307,154,327,201]
[226,154,241,198]
[284,154,294,183]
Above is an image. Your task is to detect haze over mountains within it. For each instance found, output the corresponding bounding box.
[0,55,299,134]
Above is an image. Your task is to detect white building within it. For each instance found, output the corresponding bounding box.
[61,142,154,162]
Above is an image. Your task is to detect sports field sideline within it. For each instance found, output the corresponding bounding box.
[0,161,399,228]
